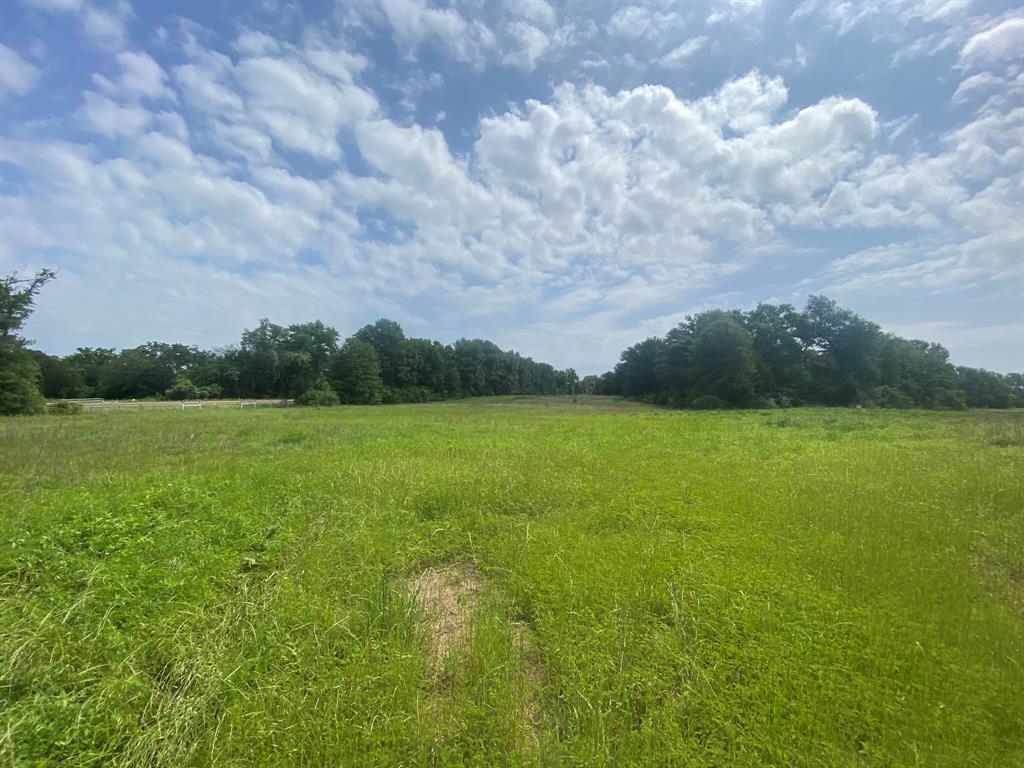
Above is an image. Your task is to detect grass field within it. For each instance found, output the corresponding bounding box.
[1,397,1022,766]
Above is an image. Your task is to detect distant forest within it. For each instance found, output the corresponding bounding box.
[32,317,581,406]
[2,270,1021,413]
[591,296,1022,410]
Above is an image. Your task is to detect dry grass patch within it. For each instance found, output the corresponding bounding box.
[405,562,482,674]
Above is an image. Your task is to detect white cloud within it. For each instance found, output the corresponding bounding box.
[606,6,680,39]
[779,43,808,71]
[94,50,174,100]
[379,0,496,68]
[508,0,556,30]
[233,29,281,57]
[708,0,763,26]
[235,55,377,160]
[884,113,918,143]
[22,0,83,12]
[4,10,1021,373]
[80,1,132,50]
[700,69,788,132]
[659,37,708,68]
[7,64,889,336]
[502,21,550,71]
[23,0,134,50]
[77,91,152,137]
[961,17,1024,66]
[0,44,42,102]
[952,71,1005,103]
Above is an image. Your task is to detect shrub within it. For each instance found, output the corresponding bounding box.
[871,385,914,409]
[689,394,727,410]
[0,369,46,415]
[196,383,223,400]
[164,378,199,400]
[932,388,967,411]
[296,380,340,407]
[48,400,83,415]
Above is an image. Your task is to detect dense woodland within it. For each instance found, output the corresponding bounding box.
[1,270,1021,414]
[589,296,1023,410]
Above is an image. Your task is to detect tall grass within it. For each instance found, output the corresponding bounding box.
[1,400,1021,766]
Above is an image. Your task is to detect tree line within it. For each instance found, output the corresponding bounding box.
[2,272,1019,414]
[1,270,580,413]
[587,296,1022,410]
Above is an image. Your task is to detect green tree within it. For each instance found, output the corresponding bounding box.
[0,269,55,415]
[799,296,881,405]
[955,366,1013,408]
[744,303,810,403]
[33,352,87,399]
[689,315,757,407]
[355,319,411,391]
[332,338,384,404]
[613,337,665,398]
[239,319,288,396]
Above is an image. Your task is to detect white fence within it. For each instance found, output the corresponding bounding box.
[64,399,294,411]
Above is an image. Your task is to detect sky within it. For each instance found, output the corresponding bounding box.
[1,0,1022,374]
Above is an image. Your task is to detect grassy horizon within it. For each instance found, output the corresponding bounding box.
[1,398,1021,766]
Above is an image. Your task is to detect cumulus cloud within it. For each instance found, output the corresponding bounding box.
[4,4,1021,371]
[502,21,550,71]
[378,0,496,68]
[606,6,680,39]
[700,69,788,132]
[0,44,42,101]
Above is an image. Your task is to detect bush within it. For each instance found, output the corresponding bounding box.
[48,400,83,415]
[0,369,45,415]
[164,378,199,400]
[196,383,223,400]
[296,380,340,407]
[871,385,914,409]
[932,388,967,411]
[689,394,727,410]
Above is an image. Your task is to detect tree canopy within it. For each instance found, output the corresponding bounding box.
[1,270,55,415]
[595,296,1022,410]
[29,314,581,405]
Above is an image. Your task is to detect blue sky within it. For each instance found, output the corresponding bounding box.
[1,0,1021,374]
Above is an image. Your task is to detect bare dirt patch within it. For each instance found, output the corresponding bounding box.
[404,563,551,753]
[405,563,482,673]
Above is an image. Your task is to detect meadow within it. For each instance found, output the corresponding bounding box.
[1,398,1021,767]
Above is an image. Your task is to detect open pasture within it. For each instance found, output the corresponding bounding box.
[1,399,1022,766]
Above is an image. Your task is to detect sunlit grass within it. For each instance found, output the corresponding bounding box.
[1,399,1021,766]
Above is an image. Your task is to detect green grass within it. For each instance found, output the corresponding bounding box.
[1,398,1022,767]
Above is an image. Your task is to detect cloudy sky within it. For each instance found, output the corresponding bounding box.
[1,0,1022,373]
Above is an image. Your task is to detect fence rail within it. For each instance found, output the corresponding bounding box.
[60,399,294,411]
